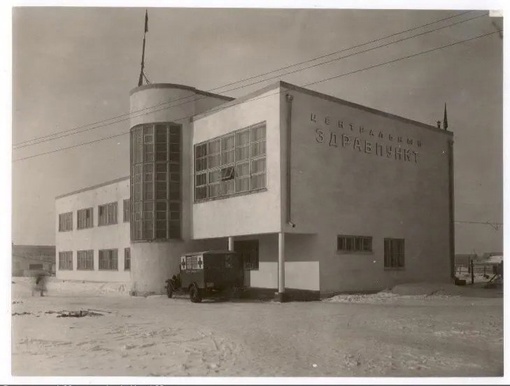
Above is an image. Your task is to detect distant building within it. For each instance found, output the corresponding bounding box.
[12,244,56,276]
[481,252,503,265]
[55,81,454,299]
[482,252,503,260]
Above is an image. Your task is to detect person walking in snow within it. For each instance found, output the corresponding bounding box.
[32,272,48,297]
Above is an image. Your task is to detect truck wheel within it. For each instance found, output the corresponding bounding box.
[166,283,173,298]
[190,284,202,303]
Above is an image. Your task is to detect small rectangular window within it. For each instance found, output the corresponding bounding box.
[77,250,94,270]
[58,251,73,270]
[124,248,131,271]
[77,208,93,229]
[58,212,73,232]
[384,238,405,269]
[337,235,373,253]
[123,199,130,223]
[98,202,118,226]
[99,249,118,270]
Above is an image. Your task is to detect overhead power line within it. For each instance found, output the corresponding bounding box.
[303,29,497,88]
[14,132,129,162]
[202,10,475,94]
[12,29,501,163]
[13,11,480,150]
[212,13,488,98]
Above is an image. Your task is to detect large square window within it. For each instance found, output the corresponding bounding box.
[194,122,266,202]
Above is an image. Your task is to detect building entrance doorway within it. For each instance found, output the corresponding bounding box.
[234,239,259,287]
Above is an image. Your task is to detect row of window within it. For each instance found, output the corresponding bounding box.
[234,237,404,271]
[337,235,405,269]
[233,237,404,270]
[58,249,130,271]
[194,122,267,202]
[57,237,404,272]
[58,200,130,232]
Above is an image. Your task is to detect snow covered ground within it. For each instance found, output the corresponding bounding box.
[11,278,503,377]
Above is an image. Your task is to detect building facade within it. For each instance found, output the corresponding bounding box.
[55,177,131,282]
[192,81,453,297]
[55,81,454,298]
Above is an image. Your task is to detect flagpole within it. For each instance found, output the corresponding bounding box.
[138,36,146,87]
[138,10,148,87]
[443,103,448,130]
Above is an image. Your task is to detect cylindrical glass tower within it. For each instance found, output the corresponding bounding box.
[128,83,230,295]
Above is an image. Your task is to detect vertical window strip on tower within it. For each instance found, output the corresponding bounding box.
[130,123,181,241]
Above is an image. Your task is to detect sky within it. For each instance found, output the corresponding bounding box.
[10,3,504,254]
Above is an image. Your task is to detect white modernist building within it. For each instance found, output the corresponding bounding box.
[56,81,454,300]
